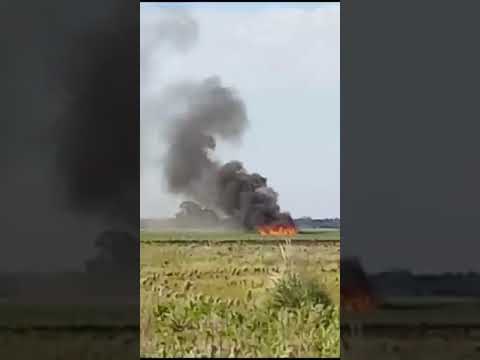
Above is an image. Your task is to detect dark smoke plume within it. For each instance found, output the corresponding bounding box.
[56,2,138,229]
[141,9,200,216]
[0,1,142,272]
[141,8,198,76]
[164,77,294,230]
[53,2,141,274]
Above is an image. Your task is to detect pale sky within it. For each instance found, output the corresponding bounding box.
[141,2,339,219]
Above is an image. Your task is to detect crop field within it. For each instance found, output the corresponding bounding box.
[341,300,480,359]
[0,302,138,359]
[140,228,340,243]
[140,230,340,357]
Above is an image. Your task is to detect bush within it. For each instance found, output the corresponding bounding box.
[269,271,332,310]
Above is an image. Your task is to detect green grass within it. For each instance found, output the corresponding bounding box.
[141,234,340,357]
[140,229,340,242]
[147,293,339,357]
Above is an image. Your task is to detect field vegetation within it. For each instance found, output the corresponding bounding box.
[0,298,138,359]
[141,231,340,357]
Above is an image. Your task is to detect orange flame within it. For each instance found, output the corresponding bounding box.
[257,224,297,236]
[342,290,377,313]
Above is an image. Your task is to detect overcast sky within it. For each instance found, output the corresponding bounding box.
[141,2,339,219]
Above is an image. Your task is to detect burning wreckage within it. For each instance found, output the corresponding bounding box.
[84,76,298,276]
[163,77,297,236]
[341,257,377,312]
[340,257,378,351]
[174,195,297,236]
[170,162,298,236]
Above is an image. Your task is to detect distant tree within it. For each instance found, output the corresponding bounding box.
[178,201,202,217]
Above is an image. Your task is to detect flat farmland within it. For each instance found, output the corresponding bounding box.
[141,230,340,357]
[140,228,340,243]
[342,299,480,359]
[0,298,138,359]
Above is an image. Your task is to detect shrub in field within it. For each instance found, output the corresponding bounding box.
[141,238,340,357]
[269,271,332,310]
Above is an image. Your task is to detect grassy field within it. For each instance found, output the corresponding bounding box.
[140,229,340,243]
[0,301,138,359]
[342,299,480,359]
[141,230,340,357]
[0,272,139,359]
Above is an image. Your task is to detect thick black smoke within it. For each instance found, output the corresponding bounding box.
[52,2,141,274]
[0,0,141,272]
[164,77,294,230]
[56,2,138,229]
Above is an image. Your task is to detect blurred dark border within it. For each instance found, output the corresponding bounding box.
[0,1,139,358]
[342,0,480,357]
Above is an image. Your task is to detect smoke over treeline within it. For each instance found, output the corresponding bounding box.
[139,8,294,230]
[163,77,294,230]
